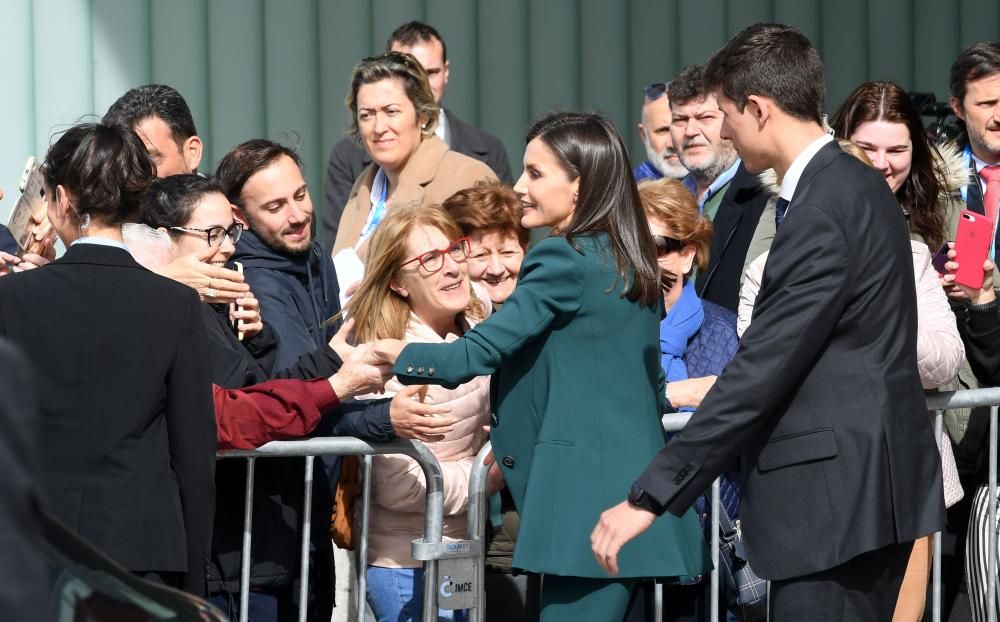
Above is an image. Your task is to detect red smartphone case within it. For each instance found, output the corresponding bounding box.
[954,210,994,289]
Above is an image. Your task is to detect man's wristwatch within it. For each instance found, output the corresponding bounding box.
[627,483,665,515]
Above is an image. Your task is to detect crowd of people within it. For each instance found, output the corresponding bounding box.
[1,17,1000,622]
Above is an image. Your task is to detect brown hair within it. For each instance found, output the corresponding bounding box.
[638,179,713,274]
[831,80,948,250]
[345,51,439,139]
[344,202,484,342]
[442,181,528,250]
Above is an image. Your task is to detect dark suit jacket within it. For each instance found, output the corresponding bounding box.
[695,163,770,312]
[0,340,46,619]
[320,108,513,252]
[637,142,946,581]
[0,243,217,595]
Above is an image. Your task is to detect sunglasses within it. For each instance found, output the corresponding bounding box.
[643,82,669,101]
[653,235,684,258]
[401,237,471,274]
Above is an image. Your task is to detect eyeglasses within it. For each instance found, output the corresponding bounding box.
[401,237,471,274]
[169,222,244,247]
[643,82,669,101]
[653,234,684,257]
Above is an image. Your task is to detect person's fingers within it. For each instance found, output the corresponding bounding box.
[396,384,423,399]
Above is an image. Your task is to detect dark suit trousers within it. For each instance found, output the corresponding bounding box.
[770,541,913,621]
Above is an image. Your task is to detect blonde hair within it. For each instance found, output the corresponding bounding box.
[344,203,485,342]
[836,138,874,167]
[345,51,440,139]
[638,179,713,273]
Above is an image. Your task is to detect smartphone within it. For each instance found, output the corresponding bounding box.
[6,157,47,253]
[232,261,245,340]
[930,242,950,276]
[953,210,994,289]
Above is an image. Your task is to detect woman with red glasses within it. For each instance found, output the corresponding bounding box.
[341,202,489,622]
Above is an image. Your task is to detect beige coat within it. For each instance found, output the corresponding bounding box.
[332,135,497,255]
[361,313,490,568]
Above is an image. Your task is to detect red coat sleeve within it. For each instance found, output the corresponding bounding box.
[213,379,340,450]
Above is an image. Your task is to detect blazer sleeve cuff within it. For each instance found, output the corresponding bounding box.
[635,453,705,518]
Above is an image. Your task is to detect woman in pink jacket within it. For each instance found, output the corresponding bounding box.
[343,203,490,622]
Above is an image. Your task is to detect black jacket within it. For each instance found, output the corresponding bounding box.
[695,163,770,312]
[230,230,341,373]
[0,244,216,595]
[0,224,16,255]
[956,300,1000,387]
[320,108,513,252]
[637,142,945,581]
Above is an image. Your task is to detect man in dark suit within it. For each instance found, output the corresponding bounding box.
[592,24,945,620]
[321,21,512,252]
[694,162,769,312]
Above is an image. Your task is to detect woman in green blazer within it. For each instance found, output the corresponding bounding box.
[372,112,709,620]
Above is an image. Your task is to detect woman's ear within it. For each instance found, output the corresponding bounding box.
[389,277,408,299]
[681,244,697,275]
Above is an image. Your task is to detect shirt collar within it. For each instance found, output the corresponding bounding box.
[701,158,741,207]
[71,236,130,252]
[369,167,388,207]
[435,109,450,146]
[780,133,834,203]
[971,150,998,174]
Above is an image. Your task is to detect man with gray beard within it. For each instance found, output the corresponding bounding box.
[669,64,740,221]
[634,81,688,182]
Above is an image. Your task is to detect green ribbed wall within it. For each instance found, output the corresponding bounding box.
[1,0,998,247]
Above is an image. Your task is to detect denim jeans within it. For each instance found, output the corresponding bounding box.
[208,591,278,622]
[366,565,467,622]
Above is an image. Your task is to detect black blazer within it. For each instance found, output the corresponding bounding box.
[637,142,946,580]
[695,163,770,312]
[0,243,216,595]
[320,108,513,251]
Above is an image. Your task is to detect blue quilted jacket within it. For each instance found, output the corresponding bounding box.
[668,299,742,527]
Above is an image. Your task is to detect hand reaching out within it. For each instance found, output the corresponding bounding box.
[389,385,455,442]
[156,246,250,303]
[328,346,393,399]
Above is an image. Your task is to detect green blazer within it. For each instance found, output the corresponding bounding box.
[393,234,709,578]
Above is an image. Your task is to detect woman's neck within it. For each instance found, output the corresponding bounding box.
[62,221,123,245]
[414,309,463,340]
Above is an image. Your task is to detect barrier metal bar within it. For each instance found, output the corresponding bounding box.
[298,456,315,622]
[357,455,373,622]
[934,411,943,622]
[711,478,720,622]
[991,404,998,622]
[218,438,445,622]
[238,457,256,622]
[466,443,493,622]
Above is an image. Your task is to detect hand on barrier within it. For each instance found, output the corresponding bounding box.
[590,501,656,576]
[390,385,455,442]
[230,291,263,339]
[156,246,249,303]
[667,375,718,409]
[482,450,506,495]
[329,346,392,399]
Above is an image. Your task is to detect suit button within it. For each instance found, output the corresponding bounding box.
[417,366,424,374]
[673,476,683,485]
[406,365,414,373]
[427,367,435,376]
[501,456,515,468]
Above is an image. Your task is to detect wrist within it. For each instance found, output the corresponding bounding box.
[627,483,665,515]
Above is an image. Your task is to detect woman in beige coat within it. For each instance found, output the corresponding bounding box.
[333,52,496,256]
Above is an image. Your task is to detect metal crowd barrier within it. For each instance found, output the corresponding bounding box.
[217,437,455,622]
[217,386,1000,622]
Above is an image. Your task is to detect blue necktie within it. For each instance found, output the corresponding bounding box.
[775,197,790,229]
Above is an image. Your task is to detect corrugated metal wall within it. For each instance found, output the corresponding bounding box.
[2,0,998,246]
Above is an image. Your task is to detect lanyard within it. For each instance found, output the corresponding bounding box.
[357,174,389,249]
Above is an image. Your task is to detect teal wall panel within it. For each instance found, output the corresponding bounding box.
[1,0,999,235]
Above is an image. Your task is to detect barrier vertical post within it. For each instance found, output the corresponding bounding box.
[989,405,998,622]
[711,478,720,622]
[299,456,315,622]
[466,444,491,622]
[934,411,943,622]
[357,455,373,622]
[239,457,256,622]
